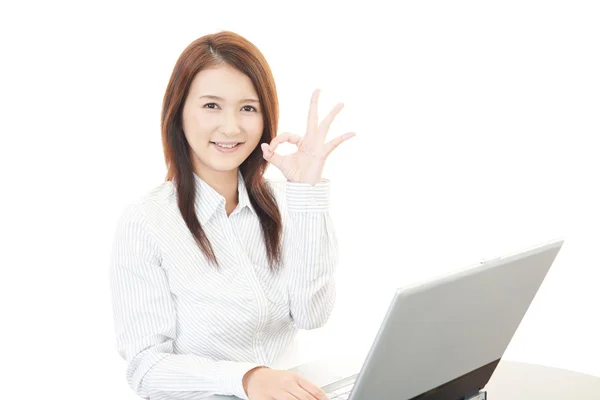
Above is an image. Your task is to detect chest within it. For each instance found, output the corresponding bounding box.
[155,208,290,315]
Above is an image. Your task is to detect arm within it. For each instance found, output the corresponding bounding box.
[109,204,263,400]
[280,179,339,330]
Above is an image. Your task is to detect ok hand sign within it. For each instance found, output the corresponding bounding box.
[261,89,356,185]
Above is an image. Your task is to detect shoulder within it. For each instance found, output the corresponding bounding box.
[114,180,177,230]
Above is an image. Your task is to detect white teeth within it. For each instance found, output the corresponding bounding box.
[214,143,238,148]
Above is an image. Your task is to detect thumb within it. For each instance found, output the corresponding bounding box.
[261,143,284,167]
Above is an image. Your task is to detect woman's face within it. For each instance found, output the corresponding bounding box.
[182,64,264,178]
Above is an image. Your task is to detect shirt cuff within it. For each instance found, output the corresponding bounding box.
[220,362,266,399]
[285,179,331,212]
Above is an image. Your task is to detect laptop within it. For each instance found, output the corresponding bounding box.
[295,238,564,400]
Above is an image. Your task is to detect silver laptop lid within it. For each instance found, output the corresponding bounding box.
[348,238,563,400]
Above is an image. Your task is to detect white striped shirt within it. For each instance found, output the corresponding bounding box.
[109,171,338,400]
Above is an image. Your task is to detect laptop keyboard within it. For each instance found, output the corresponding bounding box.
[324,375,357,400]
[326,384,353,399]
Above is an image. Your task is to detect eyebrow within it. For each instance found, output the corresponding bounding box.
[199,95,260,103]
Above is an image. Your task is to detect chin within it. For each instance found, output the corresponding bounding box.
[192,146,256,174]
[206,158,246,173]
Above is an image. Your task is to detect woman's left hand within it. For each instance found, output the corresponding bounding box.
[261,89,356,185]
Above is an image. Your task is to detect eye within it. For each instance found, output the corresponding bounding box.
[242,105,258,112]
[203,103,219,109]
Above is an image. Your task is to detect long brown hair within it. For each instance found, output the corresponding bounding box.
[161,31,283,271]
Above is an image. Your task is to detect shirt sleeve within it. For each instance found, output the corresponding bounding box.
[280,179,339,330]
[109,203,263,400]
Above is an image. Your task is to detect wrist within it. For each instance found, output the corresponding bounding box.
[242,366,268,394]
[285,179,331,212]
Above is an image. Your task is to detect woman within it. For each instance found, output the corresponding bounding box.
[109,30,355,400]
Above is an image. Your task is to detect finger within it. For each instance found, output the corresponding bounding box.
[317,102,344,138]
[296,376,329,400]
[323,132,356,157]
[269,132,302,152]
[288,385,321,400]
[277,391,298,400]
[306,89,320,137]
[261,142,284,167]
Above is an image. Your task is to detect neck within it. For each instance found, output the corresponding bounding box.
[194,166,239,213]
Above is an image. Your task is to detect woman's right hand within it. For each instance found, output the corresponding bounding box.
[243,366,329,400]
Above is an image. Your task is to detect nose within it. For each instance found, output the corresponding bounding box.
[219,109,241,137]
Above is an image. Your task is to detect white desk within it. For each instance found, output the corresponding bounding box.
[207,359,600,399]
[484,360,600,398]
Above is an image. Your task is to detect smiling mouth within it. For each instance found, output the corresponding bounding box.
[210,142,243,149]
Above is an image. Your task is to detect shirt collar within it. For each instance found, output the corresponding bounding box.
[193,170,257,224]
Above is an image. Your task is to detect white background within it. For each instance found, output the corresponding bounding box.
[1,1,599,399]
